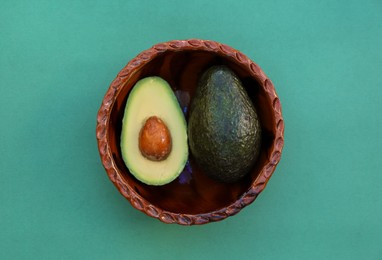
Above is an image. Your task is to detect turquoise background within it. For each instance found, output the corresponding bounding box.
[1,0,381,259]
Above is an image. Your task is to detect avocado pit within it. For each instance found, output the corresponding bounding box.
[139,116,172,161]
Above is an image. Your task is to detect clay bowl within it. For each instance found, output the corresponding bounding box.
[96,39,284,225]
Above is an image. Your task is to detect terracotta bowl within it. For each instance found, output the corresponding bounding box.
[96,39,284,225]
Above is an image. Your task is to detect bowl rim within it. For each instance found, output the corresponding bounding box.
[96,39,284,225]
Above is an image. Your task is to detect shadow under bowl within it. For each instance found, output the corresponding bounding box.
[96,39,284,225]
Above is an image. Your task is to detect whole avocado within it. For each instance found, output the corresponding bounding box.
[188,65,261,183]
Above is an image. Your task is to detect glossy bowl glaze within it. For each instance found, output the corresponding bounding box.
[96,39,284,225]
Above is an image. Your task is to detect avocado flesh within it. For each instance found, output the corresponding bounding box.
[121,77,188,186]
[188,66,261,183]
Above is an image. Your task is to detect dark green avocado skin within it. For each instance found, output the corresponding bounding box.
[188,65,261,183]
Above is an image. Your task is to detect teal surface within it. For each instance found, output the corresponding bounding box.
[1,1,381,259]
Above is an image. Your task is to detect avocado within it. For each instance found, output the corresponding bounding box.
[120,77,188,186]
[188,66,261,183]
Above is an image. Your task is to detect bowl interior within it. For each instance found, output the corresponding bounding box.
[107,50,276,214]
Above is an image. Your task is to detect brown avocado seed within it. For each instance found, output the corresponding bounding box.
[139,116,172,161]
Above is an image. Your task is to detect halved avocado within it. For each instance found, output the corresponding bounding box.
[120,77,188,185]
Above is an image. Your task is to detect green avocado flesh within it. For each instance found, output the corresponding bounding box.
[120,77,188,186]
[188,66,262,183]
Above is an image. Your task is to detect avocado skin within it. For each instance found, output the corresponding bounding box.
[188,66,261,183]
